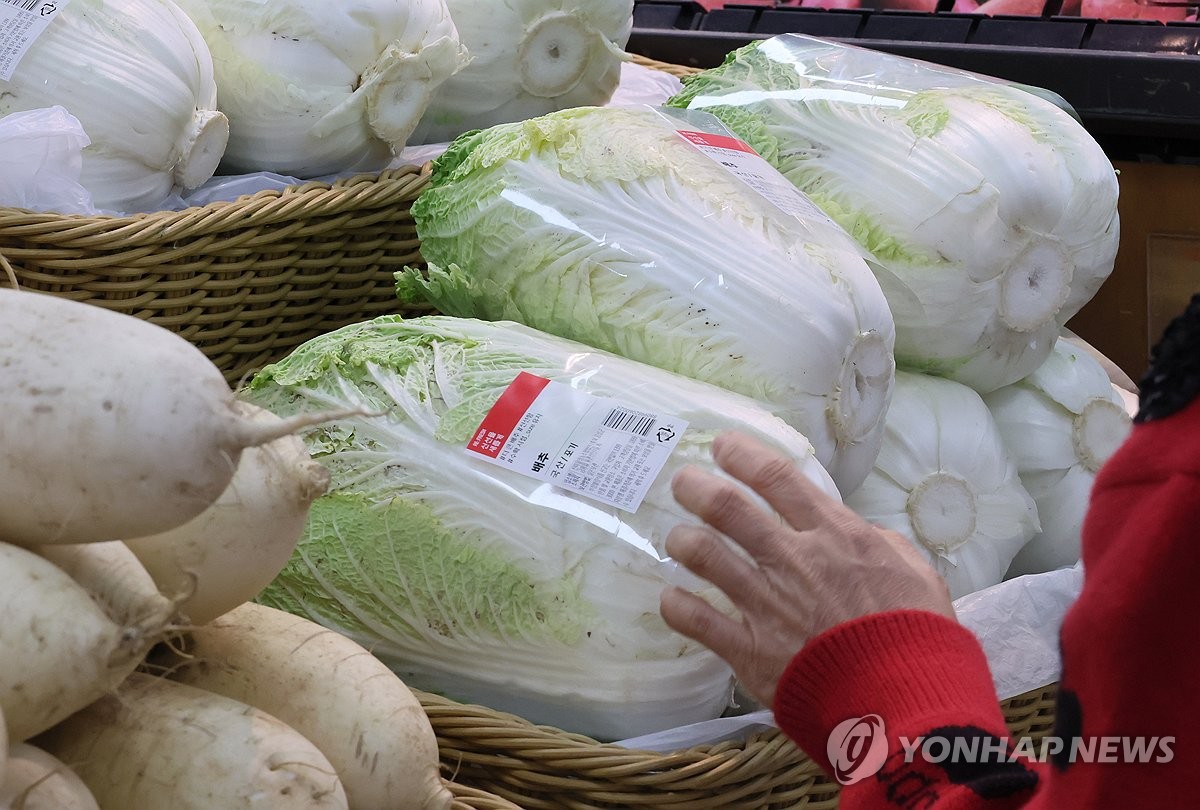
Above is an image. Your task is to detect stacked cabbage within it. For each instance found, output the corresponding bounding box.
[985,339,1133,577]
[0,0,642,209]
[398,105,897,496]
[171,0,469,176]
[846,371,1040,600]
[169,0,635,175]
[240,35,1128,738]
[0,0,228,212]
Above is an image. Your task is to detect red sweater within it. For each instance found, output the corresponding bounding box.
[773,309,1200,807]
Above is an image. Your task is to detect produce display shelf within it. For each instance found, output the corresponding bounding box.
[0,38,1083,810]
[629,1,1200,162]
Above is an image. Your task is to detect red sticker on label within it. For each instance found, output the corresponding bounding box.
[467,372,551,459]
[677,130,758,154]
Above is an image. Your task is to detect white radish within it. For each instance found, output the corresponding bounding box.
[125,404,330,626]
[0,542,168,743]
[0,743,99,810]
[0,288,346,546]
[163,602,451,810]
[34,541,175,629]
[34,673,348,810]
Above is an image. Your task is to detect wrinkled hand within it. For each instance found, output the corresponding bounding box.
[660,432,954,708]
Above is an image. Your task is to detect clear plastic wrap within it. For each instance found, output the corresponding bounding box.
[668,34,1120,395]
[243,315,840,741]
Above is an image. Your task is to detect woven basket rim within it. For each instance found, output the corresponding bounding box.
[0,162,431,230]
[629,53,703,79]
[417,681,1059,757]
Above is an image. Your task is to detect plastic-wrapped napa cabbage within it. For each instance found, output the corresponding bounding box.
[409,0,634,144]
[173,0,468,176]
[669,34,1120,394]
[244,315,840,740]
[985,338,1133,577]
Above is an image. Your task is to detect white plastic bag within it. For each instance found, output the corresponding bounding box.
[0,106,99,215]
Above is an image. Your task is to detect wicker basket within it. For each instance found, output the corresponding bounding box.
[0,164,436,385]
[448,780,526,810]
[418,684,1058,810]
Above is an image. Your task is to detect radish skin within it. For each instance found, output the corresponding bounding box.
[0,289,344,546]
[0,743,99,810]
[34,673,348,810]
[0,542,167,743]
[33,541,175,630]
[164,602,452,810]
[125,405,330,626]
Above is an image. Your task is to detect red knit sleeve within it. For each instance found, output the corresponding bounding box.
[770,390,1200,809]
[774,610,1043,809]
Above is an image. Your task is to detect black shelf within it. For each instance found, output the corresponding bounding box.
[628,3,1200,161]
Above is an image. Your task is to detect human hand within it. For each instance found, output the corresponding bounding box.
[660,431,954,708]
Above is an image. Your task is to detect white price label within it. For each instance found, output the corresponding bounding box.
[676,129,833,224]
[0,0,69,81]
[466,372,688,513]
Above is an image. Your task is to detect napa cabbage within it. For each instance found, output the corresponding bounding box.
[243,315,839,740]
[0,0,228,212]
[408,0,634,144]
[668,35,1120,393]
[172,0,468,176]
[985,338,1132,577]
[846,371,1040,599]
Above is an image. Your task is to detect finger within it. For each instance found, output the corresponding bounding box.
[711,431,845,533]
[671,464,787,561]
[659,586,750,666]
[665,524,768,608]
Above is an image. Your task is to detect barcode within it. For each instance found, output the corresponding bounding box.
[1,0,39,11]
[603,408,656,437]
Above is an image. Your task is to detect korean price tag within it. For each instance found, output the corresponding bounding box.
[466,372,689,513]
[0,0,70,81]
[674,128,833,224]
